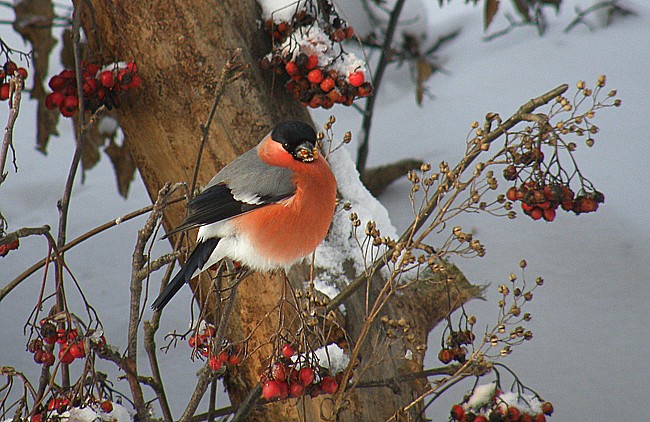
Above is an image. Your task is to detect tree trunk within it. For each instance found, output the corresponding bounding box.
[79,1,479,420]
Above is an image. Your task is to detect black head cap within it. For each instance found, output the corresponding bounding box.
[271,121,318,162]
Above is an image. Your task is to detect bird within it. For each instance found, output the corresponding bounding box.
[151,121,337,311]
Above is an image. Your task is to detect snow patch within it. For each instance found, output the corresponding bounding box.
[314,343,349,373]
[314,144,397,296]
[497,391,544,415]
[257,0,307,22]
[464,382,496,410]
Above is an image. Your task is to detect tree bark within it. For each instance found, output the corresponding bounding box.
[79,1,479,420]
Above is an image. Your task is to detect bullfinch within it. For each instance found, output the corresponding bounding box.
[151,121,337,311]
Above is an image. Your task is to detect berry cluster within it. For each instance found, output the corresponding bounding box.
[505,180,603,222]
[30,319,105,367]
[187,325,243,370]
[437,329,475,364]
[45,61,141,117]
[29,397,114,421]
[260,2,372,108]
[0,60,28,100]
[450,396,553,422]
[260,343,339,401]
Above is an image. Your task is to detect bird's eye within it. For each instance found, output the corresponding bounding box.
[282,142,290,150]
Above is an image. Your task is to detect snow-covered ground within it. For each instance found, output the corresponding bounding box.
[2,0,649,420]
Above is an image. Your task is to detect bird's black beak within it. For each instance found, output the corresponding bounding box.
[293,141,318,163]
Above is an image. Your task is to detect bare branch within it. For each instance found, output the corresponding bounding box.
[0,75,23,185]
[0,197,184,303]
[326,84,569,313]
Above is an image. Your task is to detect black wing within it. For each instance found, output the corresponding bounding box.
[163,183,292,238]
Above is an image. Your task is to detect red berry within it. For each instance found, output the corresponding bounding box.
[85,63,100,76]
[70,342,85,359]
[308,94,324,108]
[218,350,229,363]
[0,83,9,101]
[277,22,289,35]
[348,71,365,87]
[357,82,373,97]
[577,197,598,213]
[320,376,338,394]
[306,54,319,70]
[0,238,19,256]
[98,70,114,88]
[520,414,534,422]
[542,207,556,222]
[228,353,242,365]
[100,400,113,413]
[326,89,341,103]
[450,404,464,420]
[45,92,64,109]
[474,416,488,422]
[278,381,289,399]
[41,351,55,367]
[506,186,518,202]
[188,335,198,348]
[529,207,543,221]
[541,402,553,416]
[56,329,67,344]
[128,74,142,89]
[262,380,282,401]
[43,334,58,345]
[82,78,98,97]
[534,414,546,422]
[271,362,287,382]
[60,95,79,117]
[281,343,295,358]
[344,27,355,39]
[289,382,304,397]
[507,406,521,420]
[521,202,535,213]
[209,355,223,371]
[59,347,75,364]
[29,338,43,353]
[30,413,43,422]
[319,78,335,92]
[285,61,299,76]
[116,68,132,88]
[17,67,28,78]
[298,367,315,386]
[307,69,324,84]
[59,69,74,80]
[126,61,137,72]
[438,348,453,364]
[33,349,44,364]
[4,61,17,75]
[561,198,574,211]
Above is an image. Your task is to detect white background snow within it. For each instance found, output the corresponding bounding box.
[1,0,649,420]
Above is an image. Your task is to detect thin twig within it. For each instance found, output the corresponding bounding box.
[356,0,406,174]
[0,226,51,247]
[190,49,246,197]
[0,74,23,185]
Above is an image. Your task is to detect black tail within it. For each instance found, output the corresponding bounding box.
[151,237,220,311]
